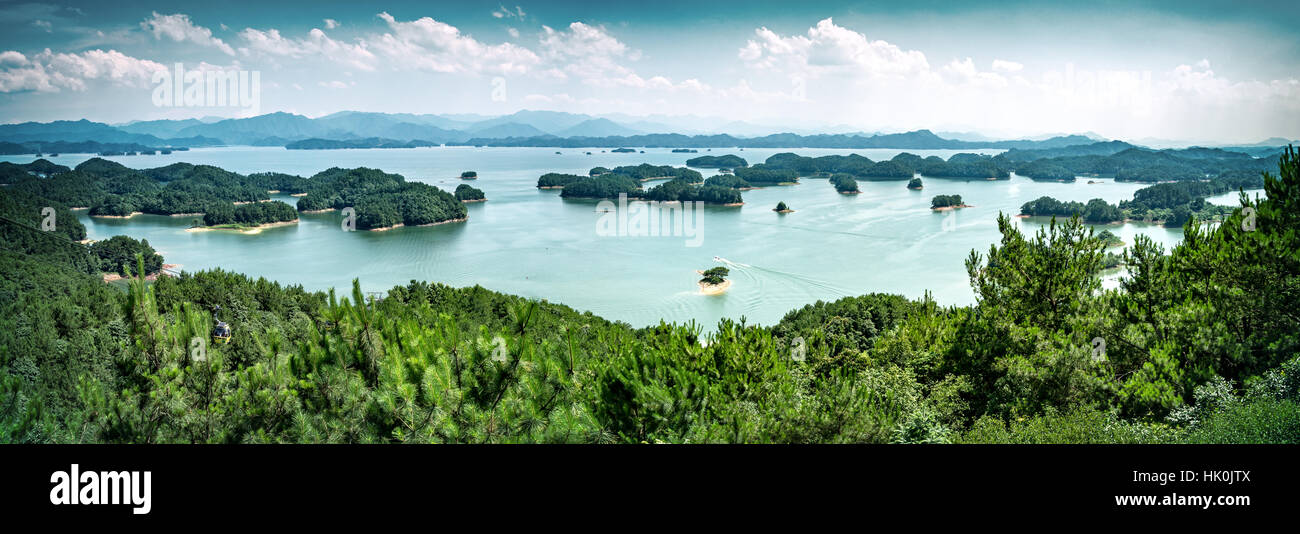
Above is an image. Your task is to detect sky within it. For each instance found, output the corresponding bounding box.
[0,0,1297,143]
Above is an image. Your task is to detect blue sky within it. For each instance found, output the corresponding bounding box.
[0,0,1297,142]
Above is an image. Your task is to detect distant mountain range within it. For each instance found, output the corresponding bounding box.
[0,110,1293,153]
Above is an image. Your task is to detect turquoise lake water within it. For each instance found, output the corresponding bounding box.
[6,146,1224,329]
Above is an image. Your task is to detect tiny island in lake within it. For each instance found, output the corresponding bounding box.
[460,171,477,179]
[931,194,970,210]
[536,163,745,205]
[697,266,731,295]
[774,201,794,213]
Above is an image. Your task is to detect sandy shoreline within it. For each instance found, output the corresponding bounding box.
[698,279,732,295]
[773,208,794,213]
[185,220,299,234]
[461,198,488,203]
[91,212,142,218]
[931,204,972,211]
[102,263,181,283]
[368,217,468,232]
[301,208,337,213]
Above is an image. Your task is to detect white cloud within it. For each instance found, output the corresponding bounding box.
[493,5,525,19]
[239,27,376,71]
[740,18,929,78]
[33,20,52,32]
[368,12,538,75]
[508,27,520,38]
[324,19,339,30]
[991,59,1023,73]
[538,22,640,83]
[142,12,235,56]
[0,48,166,93]
[318,80,349,89]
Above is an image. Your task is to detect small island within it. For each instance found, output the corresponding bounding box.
[295,167,467,230]
[538,172,585,189]
[1096,229,1124,248]
[671,148,699,153]
[830,174,861,194]
[455,184,487,202]
[460,171,477,180]
[931,194,970,210]
[611,148,636,153]
[908,177,924,190]
[686,154,748,168]
[773,201,794,213]
[192,200,300,233]
[697,266,732,295]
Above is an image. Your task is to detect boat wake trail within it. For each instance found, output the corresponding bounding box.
[713,256,853,297]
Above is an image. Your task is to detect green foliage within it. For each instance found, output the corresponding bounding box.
[686,155,748,168]
[2,146,1298,444]
[538,173,585,188]
[931,194,963,208]
[454,184,486,201]
[89,235,163,275]
[296,167,465,229]
[203,201,298,227]
[829,174,860,193]
[700,267,729,285]
[704,174,752,190]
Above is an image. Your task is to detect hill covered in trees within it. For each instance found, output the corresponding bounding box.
[295,167,466,229]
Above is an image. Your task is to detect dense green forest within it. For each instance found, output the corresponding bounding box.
[537,173,586,188]
[558,174,643,199]
[88,235,163,276]
[1020,169,1261,225]
[642,177,744,204]
[931,194,964,208]
[5,157,463,232]
[830,174,861,194]
[606,163,703,182]
[686,155,748,168]
[704,174,752,190]
[295,167,466,229]
[0,148,1296,444]
[455,184,486,201]
[202,201,299,228]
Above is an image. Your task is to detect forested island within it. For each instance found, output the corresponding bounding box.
[536,164,741,204]
[1019,169,1262,225]
[5,159,288,225]
[930,194,967,209]
[285,137,439,150]
[200,200,299,229]
[908,177,923,189]
[455,184,487,202]
[295,167,467,230]
[4,156,466,231]
[698,266,731,295]
[686,154,748,168]
[830,174,861,194]
[1,147,1297,444]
